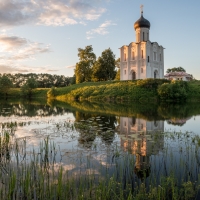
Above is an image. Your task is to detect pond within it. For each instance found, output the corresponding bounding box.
[0,99,200,199]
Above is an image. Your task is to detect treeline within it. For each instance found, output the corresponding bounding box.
[75,45,120,83]
[0,73,75,88]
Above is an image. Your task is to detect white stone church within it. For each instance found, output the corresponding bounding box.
[120,7,164,80]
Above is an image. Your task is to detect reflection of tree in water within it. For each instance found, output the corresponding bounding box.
[75,112,117,147]
[166,117,192,126]
[159,103,200,124]
[0,102,74,117]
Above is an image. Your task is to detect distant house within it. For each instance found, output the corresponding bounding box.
[164,72,193,81]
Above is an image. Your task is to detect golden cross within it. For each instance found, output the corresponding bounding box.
[140,4,144,14]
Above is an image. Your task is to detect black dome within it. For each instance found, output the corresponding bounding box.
[134,14,150,30]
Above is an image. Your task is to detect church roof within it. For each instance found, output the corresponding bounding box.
[164,72,192,77]
[134,13,150,30]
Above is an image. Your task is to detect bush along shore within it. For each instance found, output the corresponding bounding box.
[47,79,200,102]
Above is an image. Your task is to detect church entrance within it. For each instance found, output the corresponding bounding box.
[132,71,136,80]
[154,70,158,79]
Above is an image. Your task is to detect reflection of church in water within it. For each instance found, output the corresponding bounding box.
[118,117,164,179]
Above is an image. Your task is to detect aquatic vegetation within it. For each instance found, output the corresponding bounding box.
[0,121,200,199]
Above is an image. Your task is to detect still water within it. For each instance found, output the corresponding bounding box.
[0,100,200,183]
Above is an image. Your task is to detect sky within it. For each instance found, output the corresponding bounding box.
[0,0,200,79]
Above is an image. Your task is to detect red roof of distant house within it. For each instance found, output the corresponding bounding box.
[164,72,192,77]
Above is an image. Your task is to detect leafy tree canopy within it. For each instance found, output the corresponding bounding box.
[0,75,13,95]
[0,73,73,88]
[21,78,38,98]
[92,48,116,81]
[115,58,120,68]
[115,69,120,81]
[75,45,96,84]
[166,67,186,73]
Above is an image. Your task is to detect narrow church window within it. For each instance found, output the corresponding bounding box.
[142,50,143,58]
[138,33,140,41]
[154,70,158,79]
[132,51,135,60]
[132,118,136,126]
[143,32,144,41]
[148,56,150,62]
[124,70,126,75]
[124,53,126,61]
[141,68,143,73]
[147,33,149,40]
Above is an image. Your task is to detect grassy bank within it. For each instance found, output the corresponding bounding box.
[2,79,200,102]
[52,79,169,102]
[0,88,48,99]
[48,79,200,102]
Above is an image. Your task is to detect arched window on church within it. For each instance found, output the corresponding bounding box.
[124,70,126,75]
[138,33,140,42]
[154,70,158,79]
[141,68,143,73]
[142,50,143,59]
[132,71,136,80]
[143,32,144,41]
[148,56,150,63]
[132,117,136,127]
[147,33,149,40]
[132,51,135,60]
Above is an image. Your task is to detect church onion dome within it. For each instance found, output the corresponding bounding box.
[134,13,150,30]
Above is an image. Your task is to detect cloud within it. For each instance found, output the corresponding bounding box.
[0,34,50,62]
[0,35,28,51]
[0,0,106,27]
[65,65,75,69]
[0,65,59,74]
[86,20,116,39]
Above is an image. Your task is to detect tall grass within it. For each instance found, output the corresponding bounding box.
[0,122,200,199]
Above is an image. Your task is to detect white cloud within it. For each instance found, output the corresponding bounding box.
[0,35,28,51]
[0,0,106,27]
[0,34,50,63]
[0,65,59,74]
[86,20,116,39]
[65,65,75,69]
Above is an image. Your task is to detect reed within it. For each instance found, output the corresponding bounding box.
[0,122,200,199]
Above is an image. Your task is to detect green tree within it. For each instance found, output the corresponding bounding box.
[115,58,120,68]
[21,78,38,98]
[115,69,120,80]
[75,45,96,83]
[0,75,13,97]
[166,67,186,73]
[92,48,116,81]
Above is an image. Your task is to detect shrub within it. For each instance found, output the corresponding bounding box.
[158,81,188,101]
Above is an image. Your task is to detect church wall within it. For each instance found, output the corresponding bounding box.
[120,46,129,80]
[119,117,164,136]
